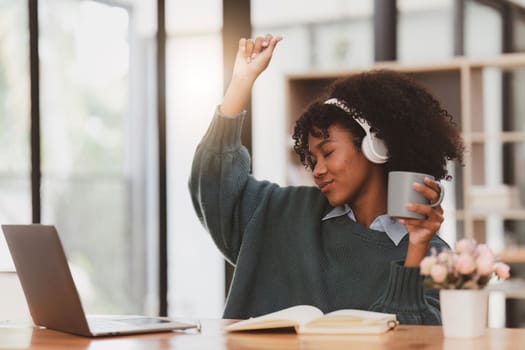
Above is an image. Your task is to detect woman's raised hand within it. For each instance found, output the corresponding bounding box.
[221,34,282,117]
[233,34,283,82]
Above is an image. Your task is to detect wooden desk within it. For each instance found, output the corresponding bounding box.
[2,320,525,350]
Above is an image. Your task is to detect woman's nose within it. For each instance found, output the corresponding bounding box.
[313,161,326,178]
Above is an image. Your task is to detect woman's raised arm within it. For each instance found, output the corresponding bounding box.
[221,34,282,117]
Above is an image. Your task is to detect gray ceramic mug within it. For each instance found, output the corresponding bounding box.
[387,171,445,219]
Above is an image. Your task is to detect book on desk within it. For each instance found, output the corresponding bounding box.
[225,305,398,335]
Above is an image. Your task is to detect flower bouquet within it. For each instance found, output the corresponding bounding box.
[420,238,510,289]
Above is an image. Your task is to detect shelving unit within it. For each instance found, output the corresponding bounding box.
[285,53,525,262]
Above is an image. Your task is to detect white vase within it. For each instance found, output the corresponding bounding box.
[440,289,488,338]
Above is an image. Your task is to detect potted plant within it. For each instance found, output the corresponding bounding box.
[420,239,510,338]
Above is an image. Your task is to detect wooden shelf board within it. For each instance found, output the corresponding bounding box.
[499,248,525,263]
[469,209,525,220]
[487,278,525,297]
[470,132,525,143]
[286,64,461,81]
[469,52,525,69]
[286,52,525,81]
[454,209,525,220]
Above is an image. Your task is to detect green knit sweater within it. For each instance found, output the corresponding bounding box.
[189,109,449,324]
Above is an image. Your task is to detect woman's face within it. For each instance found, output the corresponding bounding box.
[308,124,374,207]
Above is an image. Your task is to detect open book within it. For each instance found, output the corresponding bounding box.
[225,305,398,335]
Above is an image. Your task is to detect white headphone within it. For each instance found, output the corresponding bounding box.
[324,98,389,164]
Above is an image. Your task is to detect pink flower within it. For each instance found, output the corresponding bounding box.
[437,249,451,264]
[476,251,495,276]
[477,244,492,256]
[455,239,476,255]
[420,240,510,289]
[455,253,476,275]
[430,264,448,283]
[420,256,437,275]
[493,262,511,280]
[437,250,452,267]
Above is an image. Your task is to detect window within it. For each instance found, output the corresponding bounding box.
[0,0,31,271]
[398,0,454,63]
[37,0,156,314]
[166,0,225,318]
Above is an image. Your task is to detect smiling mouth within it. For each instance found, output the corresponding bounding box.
[318,180,334,193]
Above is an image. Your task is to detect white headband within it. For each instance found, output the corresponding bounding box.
[323,98,370,132]
[324,98,353,114]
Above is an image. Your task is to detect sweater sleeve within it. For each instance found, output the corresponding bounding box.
[189,107,275,265]
[369,261,441,325]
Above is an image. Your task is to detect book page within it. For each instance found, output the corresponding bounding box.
[300,309,397,334]
[324,309,396,320]
[225,305,323,332]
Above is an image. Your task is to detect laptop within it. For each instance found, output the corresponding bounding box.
[2,224,198,337]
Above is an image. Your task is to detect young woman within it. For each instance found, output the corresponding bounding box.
[189,34,464,324]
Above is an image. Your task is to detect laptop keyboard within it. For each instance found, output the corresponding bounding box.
[87,316,176,333]
[87,317,145,332]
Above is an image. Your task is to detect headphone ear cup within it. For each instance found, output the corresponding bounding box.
[371,137,388,163]
[361,135,388,164]
[361,136,379,163]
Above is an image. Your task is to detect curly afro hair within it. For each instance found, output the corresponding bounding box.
[292,69,464,180]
